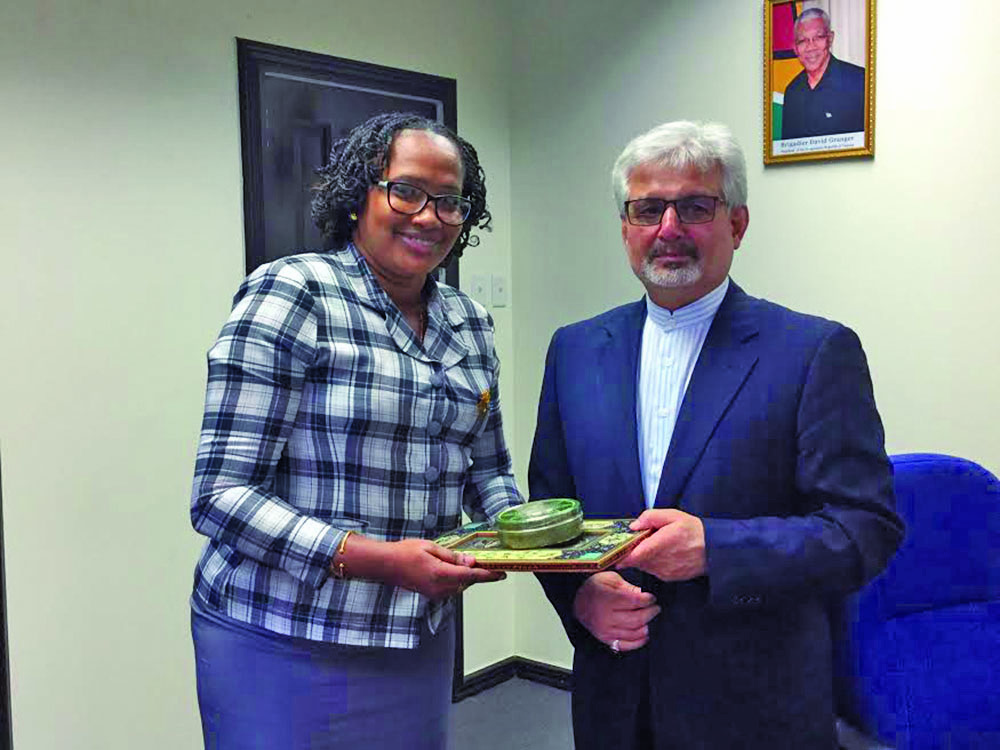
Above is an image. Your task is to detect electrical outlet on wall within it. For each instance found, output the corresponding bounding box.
[465,274,490,307]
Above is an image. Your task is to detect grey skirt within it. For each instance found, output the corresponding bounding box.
[191,606,456,749]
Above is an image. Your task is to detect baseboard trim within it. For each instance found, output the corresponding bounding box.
[513,657,573,690]
[454,656,572,702]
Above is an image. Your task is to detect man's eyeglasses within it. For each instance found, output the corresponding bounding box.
[377,180,472,226]
[623,196,722,226]
[794,33,830,49]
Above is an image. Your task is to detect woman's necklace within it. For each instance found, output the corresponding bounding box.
[418,304,429,341]
[396,290,428,342]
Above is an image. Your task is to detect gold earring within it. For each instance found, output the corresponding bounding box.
[349,212,358,221]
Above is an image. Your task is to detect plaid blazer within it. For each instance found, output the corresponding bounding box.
[190,245,521,648]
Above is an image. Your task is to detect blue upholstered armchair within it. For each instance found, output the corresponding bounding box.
[835,453,1000,749]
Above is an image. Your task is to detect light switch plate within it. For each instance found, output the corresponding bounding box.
[491,274,508,307]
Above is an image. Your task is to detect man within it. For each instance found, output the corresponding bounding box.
[530,121,903,749]
[782,7,866,140]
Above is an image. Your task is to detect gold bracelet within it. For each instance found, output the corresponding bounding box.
[332,530,354,579]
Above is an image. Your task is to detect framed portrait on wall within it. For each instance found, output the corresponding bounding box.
[236,39,460,287]
[763,0,876,164]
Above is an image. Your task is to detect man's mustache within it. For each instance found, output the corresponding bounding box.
[648,240,698,259]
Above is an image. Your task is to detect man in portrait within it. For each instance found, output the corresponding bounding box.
[782,7,866,140]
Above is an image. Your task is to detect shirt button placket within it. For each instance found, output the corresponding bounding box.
[424,364,445,534]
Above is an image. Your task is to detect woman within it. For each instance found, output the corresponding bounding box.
[189,112,521,749]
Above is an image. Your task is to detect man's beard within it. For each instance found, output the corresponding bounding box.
[639,241,702,288]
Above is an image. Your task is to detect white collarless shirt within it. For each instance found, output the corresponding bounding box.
[637,278,729,507]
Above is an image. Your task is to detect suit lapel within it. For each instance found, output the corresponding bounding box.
[654,284,759,507]
[600,300,647,517]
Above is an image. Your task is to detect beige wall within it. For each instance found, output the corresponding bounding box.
[507,0,1000,668]
[2,0,999,745]
[0,1,513,747]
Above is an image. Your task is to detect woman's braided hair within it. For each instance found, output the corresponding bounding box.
[311,112,491,265]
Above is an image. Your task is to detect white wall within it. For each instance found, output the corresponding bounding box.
[0,1,513,747]
[507,0,1000,668]
[3,0,999,743]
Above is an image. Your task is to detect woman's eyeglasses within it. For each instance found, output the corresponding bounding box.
[377,181,472,226]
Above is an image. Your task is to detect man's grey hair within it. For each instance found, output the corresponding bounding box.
[611,121,748,213]
[794,7,831,35]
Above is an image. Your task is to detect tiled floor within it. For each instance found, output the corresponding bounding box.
[449,677,574,749]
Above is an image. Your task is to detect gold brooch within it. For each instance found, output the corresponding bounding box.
[476,388,491,416]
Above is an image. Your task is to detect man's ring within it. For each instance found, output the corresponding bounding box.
[610,639,621,653]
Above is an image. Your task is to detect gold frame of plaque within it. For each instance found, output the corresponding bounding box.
[434,519,651,573]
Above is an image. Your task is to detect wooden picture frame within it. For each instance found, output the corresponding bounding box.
[764,0,876,164]
[236,39,460,287]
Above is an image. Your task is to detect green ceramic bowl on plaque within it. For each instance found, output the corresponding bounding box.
[496,498,584,549]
